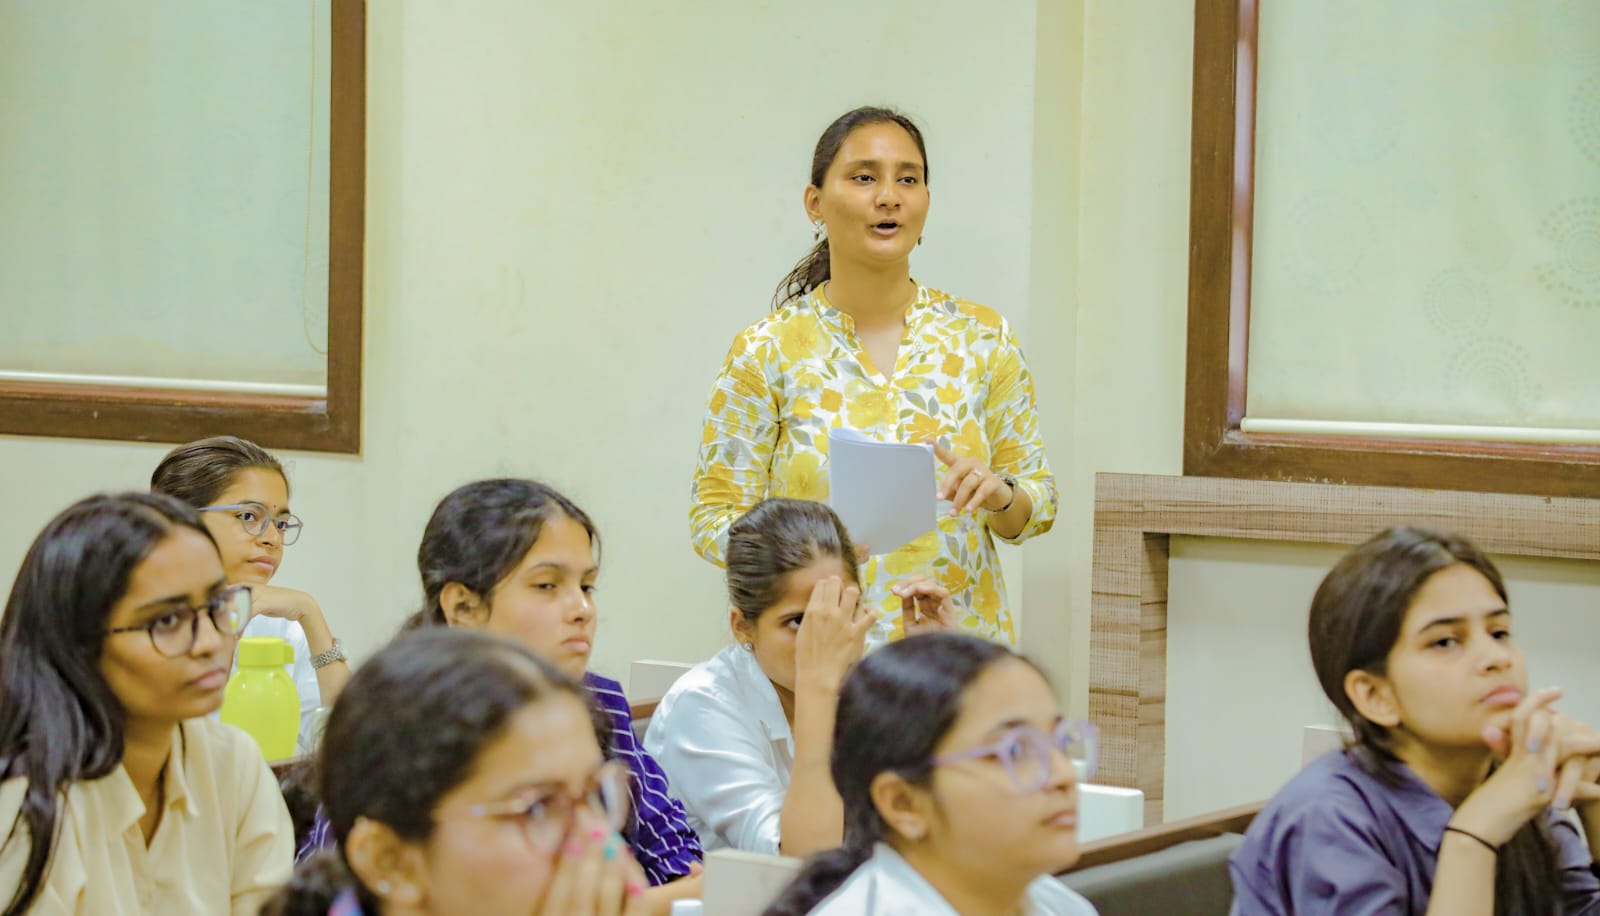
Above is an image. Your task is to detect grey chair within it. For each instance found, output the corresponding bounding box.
[1057,800,1262,916]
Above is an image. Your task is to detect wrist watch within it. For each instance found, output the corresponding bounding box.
[994,475,1019,512]
[311,638,347,669]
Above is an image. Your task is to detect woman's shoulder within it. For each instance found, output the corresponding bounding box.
[1241,750,1416,852]
[731,299,820,344]
[655,646,747,709]
[921,286,1009,333]
[184,717,275,780]
[1026,874,1100,915]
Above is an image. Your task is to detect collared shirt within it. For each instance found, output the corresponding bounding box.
[298,673,702,887]
[813,843,1098,915]
[1230,749,1600,915]
[583,671,703,884]
[689,285,1058,646]
[212,615,321,753]
[0,718,294,915]
[643,643,795,854]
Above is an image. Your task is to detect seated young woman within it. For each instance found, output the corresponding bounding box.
[763,631,1098,915]
[265,627,651,916]
[645,498,957,858]
[0,492,293,914]
[300,479,702,913]
[153,435,350,750]
[1230,526,1600,915]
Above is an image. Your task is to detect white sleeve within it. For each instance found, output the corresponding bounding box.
[645,688,785,855]
[281,622,322,753]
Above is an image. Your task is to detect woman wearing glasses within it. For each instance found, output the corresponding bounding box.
[764,632,1098,916]
[0,492,293,914]
[265,628,650,916]
[153,435,349,750]
[299,479,703,913]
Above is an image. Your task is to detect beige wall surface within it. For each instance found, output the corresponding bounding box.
[0,0,1059,688]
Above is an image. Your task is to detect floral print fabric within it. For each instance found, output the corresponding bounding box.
[690,284,1057,645]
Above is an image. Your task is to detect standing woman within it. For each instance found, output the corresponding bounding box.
[152,436,350,750]
[0,493,293,914]
[690,106,1057,646]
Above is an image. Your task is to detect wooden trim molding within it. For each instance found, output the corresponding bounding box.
[0,0,365,454]
[1182,0,1600,497]
[1071,800,1263,871]
[1089,472,1600,824]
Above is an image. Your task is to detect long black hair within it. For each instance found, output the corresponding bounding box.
[403,478,599,630]
[772,106,929,308]
[1309,526,1560,916]
[151,435,289,506]
[763,632,1028,915]
[262,628,606,915]
[726,498,859,625]
[0,492,218,916]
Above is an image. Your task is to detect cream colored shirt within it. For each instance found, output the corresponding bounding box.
[0,718,293,915]
[690,285,1057,646]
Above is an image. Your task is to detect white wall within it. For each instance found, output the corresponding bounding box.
[0,0,1053,687]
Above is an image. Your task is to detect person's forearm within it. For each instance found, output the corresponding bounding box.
[986,486,1033,540]
[778,683,844,858]
[296,604,350,703]
[1425,833,1499,916]
[641,873,703,916]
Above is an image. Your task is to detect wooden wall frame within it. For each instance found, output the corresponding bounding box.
[1089,472,1600,824]
[0,0,365,454]
[1183,0,1600,497]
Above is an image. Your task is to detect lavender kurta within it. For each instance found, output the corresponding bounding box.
[1230,750,1599,915]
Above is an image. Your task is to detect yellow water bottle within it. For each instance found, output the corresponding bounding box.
[220,637,299,761]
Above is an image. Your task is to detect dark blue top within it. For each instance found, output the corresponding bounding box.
[1230,749,1599,915]
[298,671,702,887]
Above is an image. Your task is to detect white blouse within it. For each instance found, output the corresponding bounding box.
[813,844,1098,916]
[643,643,793,854]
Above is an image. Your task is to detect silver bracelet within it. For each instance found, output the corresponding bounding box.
[311,637,346,669]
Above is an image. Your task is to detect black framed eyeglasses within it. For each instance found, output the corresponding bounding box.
[199,501,303,546]
[105,584,253,657]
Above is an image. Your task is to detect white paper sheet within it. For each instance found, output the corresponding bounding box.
[826,428,937,556]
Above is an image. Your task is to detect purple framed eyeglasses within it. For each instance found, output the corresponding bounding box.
[930,719,1097,792]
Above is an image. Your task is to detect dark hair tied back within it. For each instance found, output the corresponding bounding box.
[764,632,1029,915]
[150,435,288,507]
[726,499,859,624]
[403,479,599,631]
[1307,526,1557,916]
[263,628,603,915]
[772,106,928,308]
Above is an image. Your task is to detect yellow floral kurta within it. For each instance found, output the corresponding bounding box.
[689,284,1057,645]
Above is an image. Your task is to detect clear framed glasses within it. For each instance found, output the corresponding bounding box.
[200,501,303,546]
[105,584,253,657]
[931,719,1098,792]
[447,759,633,852]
